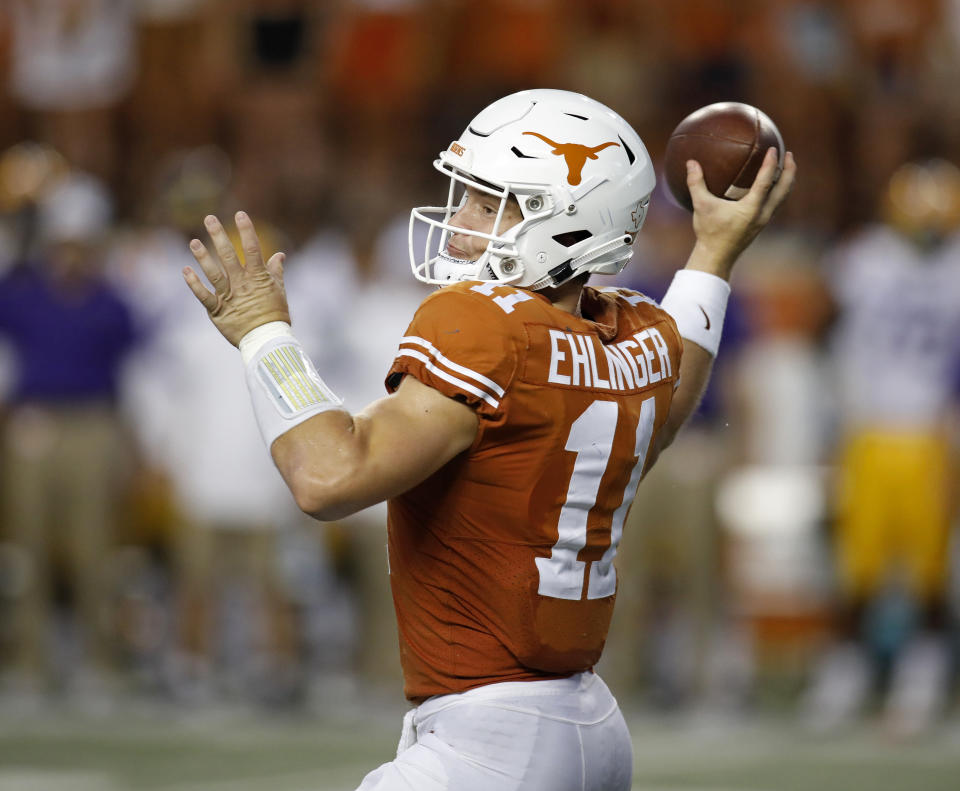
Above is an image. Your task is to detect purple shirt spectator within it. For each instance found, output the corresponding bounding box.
[0,262,137,404]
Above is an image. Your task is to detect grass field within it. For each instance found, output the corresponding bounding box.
[1,698,958,791]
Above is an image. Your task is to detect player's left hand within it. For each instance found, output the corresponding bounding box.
[183,212,290,346]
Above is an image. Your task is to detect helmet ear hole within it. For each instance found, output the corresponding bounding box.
[525,195,544,212]
[552,230,592,247]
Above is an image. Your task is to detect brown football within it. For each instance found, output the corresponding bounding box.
[663,102,784,212]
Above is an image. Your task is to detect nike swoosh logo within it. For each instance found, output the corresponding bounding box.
[699,305,711,330]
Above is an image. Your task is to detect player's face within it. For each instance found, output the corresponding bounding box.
[447,185,523,261]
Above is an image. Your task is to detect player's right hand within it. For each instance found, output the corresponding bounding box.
[687,147,797,280]
[182,212,291,347]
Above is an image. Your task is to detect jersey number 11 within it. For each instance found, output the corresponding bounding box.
[536,397,656,601]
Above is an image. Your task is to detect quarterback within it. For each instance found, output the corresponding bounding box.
[183,90,795,790]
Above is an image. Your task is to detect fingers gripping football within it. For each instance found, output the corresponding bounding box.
[688,147,796,277]
[183,212,291,346]
[757,150,796,226]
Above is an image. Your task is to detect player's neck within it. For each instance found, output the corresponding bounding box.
[540,274,588,316]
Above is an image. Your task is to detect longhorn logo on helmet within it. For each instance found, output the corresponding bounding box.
[522,132,620,186]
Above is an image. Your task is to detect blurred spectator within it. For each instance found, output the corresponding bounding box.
[713,234,835,707]
[123,0,232,209]
[658,0,751,111]
[803,159,960,735]
[112,148,308,705]
[7,0,138,182]
[727,235,834,467]
[0,141,70,272]
[224,1,332,243]
[323,0,437,163]
[0,171,136,705]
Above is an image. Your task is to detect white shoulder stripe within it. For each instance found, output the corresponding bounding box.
[399,335,506,397]
[597,287,658,307]
[395,349,500,410]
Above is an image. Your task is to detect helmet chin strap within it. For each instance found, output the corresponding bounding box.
[433,249,496,282]
[528,235,633,290]
[569,235,633,271]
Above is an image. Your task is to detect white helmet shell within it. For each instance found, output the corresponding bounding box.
[410,89,656,289]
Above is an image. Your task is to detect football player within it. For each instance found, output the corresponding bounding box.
[183,90,795,790]
[803,159,960,735]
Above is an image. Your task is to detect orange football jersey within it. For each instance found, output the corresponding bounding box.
[385,281,682,701]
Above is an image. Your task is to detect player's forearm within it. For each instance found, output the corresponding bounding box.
[657,342,714,451]
[657,245,732,450]
[237,322,375,520]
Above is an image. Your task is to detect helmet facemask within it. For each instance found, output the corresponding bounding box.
[409,161,553,286]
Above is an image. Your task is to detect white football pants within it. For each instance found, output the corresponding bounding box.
[355,671,633,791]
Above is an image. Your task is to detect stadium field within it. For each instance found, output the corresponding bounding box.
[0,701,957,791]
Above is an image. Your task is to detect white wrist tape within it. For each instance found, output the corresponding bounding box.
[239,321,296,365]
[660,270,731,357]
[241,323,344,448]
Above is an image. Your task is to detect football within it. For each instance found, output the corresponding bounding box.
[663,102,784,212]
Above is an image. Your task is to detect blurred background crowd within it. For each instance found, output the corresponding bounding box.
[0,0,959,741]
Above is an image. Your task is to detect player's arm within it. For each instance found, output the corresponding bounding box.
[657,147,796,451]
[182,212,478,521]
[270,374,477,520]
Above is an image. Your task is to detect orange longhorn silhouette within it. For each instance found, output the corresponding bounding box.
[523,132,620,186]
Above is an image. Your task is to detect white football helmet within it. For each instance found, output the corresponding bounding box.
[410,89,656,290]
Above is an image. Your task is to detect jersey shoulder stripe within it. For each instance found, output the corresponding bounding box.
[399,335,507,397]
[395,346,501,409]
[595,286,660,308]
